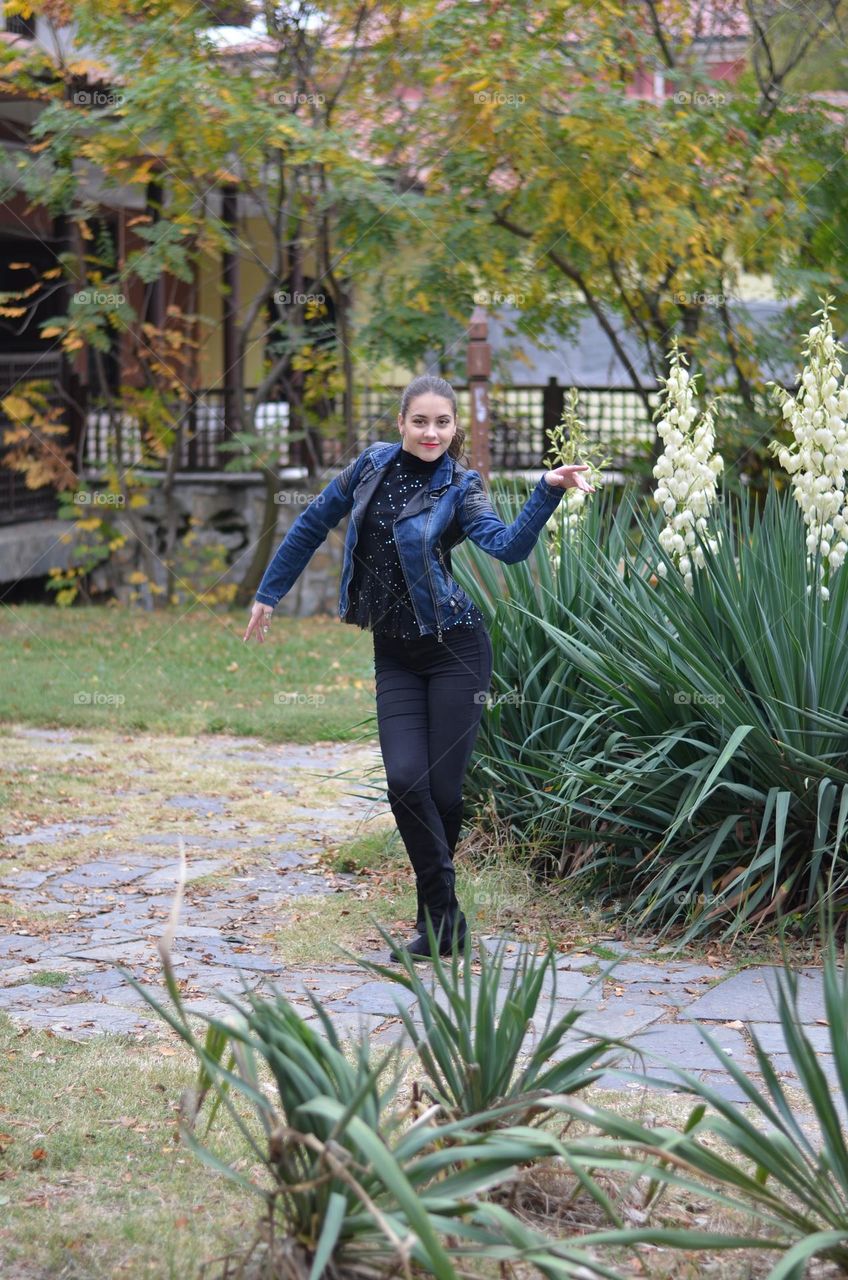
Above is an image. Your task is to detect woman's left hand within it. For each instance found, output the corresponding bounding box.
[543,463,595,492]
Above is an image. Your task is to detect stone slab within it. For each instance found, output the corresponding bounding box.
[554,953,598,972]
[746,1020,834,1058]
[0,869,52,890]
[165,795,228,816]
[684,967,828,1024]
[323,980,418,1018]
[138,859,227,888]
[133,834,242,850]
[272,872,335,897]
[52,939,154,964]
[0,983,69,1008]
[0,959,95,984]
[624,1021,755,1072]
[8,1001,157,1038]
[553,1001,666,1040]
[604,962,719,986]
[766,1053,842,1092]
[5,820,112,847]
[53,861,154,890]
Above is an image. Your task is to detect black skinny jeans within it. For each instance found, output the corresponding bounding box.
[373,621,494,925]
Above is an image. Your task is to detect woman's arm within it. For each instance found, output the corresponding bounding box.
[254,451,367,607]
[458,471,564,564]
[458,464,592,564]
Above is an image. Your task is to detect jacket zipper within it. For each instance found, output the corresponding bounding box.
[393,519,436,641]
[424,505,443,643]
[393,497,444,643]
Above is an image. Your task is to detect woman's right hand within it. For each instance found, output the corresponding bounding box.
[243,602,274,644]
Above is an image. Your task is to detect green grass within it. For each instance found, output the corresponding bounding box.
[0,1003,797,1280]
[0,605,377,742]
[21,971,71,988]
[0,1014,256,1279]
[326,827,407,875]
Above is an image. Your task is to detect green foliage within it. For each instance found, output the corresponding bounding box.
[125,859,636,1279]
[551,916,848,1280]
[125,858,848,1278]
[351,924,622,1126]
[456,480,848,942]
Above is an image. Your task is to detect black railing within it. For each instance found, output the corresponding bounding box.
[81,381,661,474]
[4,367,793,527]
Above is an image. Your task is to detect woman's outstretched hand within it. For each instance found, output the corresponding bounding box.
[243,602,274,644]
[543,463,595,493]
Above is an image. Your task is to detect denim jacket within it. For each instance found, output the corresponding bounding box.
[254,439,565,642]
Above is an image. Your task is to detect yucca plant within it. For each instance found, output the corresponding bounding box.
[540,917,848,1280]
[454,479,848,942]
[122,851,637,1280]
[352,924,623,1127]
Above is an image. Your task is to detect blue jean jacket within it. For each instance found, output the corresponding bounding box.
[254,440,565,642]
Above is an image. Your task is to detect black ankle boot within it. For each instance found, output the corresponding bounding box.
[414,856,456,933]
[390,910,467,963]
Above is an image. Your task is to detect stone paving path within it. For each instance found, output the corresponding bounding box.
[0,725,840,1115]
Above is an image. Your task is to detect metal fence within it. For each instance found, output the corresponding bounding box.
[80,381,661,474]
[4,371,790,528]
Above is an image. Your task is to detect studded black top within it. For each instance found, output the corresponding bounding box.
[342,446,485,640]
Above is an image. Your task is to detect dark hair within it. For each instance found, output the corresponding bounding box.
[399,374,468,463]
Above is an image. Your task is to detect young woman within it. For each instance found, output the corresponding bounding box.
[243,374,593,962]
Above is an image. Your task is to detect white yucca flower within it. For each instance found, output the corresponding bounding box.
[768,295,848,599]
[652,341,724,592]
[543,388,606,571]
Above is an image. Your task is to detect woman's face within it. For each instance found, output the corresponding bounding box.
[398,393,456,461]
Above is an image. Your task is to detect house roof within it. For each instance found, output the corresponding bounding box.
[483,299,802,389]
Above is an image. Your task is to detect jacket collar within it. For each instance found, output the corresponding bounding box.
[373,439,455,492]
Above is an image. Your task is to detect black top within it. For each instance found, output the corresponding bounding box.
[343,446,485,640]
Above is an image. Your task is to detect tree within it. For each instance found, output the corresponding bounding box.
[361,0,848,489]
[0,0,454,605]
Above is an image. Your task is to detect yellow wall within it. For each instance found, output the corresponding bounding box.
[195,215,418,392]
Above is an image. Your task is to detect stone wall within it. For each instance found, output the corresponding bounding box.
[1,472,347,616]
